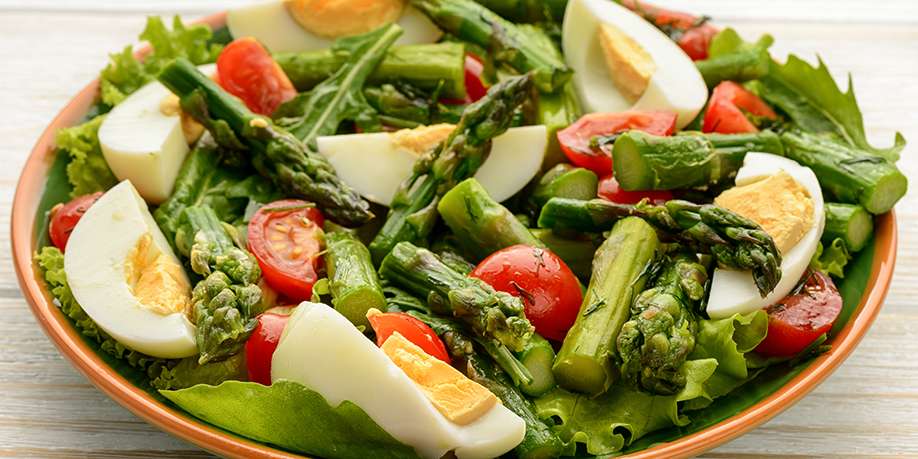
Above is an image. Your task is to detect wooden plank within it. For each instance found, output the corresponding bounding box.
[0,2,915,458]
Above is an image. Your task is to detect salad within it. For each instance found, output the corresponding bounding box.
[33,0,907,457]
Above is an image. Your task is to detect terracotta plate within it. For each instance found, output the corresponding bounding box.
[9,11,899,459]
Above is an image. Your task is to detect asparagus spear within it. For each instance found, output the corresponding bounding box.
[696,46,771,88]
[781,130,908,214]
[473,0,568,23]
[438,178,545,261]
[516,333,557,397]
[553,217,661,396]
[617,252,707,395]
[178,206,261,364]
[368,74,535,262]
[275,42,467,99]
[531,164,599,208]
[538,198,782,297]
[824,202,874,252]
[612,130,784,190]
[411,0,571,92]
[364,84,464,128]
[530,229,601,281]
[325,227,386,328]
[158,26,405,226]
[379,242,534,351]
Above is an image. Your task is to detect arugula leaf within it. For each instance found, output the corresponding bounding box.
[810,238,852,278]
[100,16,221,107]
[277,24,404,145]
[161,380,422,459]
[55,115,118,197]
[758,55,906,161]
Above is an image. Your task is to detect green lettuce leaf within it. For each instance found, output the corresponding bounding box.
[757,55,906,161]
[683,310,769,411]
[55,115,118,197]
[100,16,221,107]
[708,27,774,58]
[811,238,852,278]
[534,360,718,455]
[161,380,421,459]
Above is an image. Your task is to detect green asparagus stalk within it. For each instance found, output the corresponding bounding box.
[430,236,477,275]
[368,74,535,262]
[823,202,874,253]
[411,0,571,92]
[473,0,568,23]
[612,130,785,190]
[536,82,583,170]
[532,164,599,208]
[178,205,261,364]
[275,42,467,99]
[696,47,771,88]
[553,217,661,396]
[364,84,464,128]
[538,198,782,297]
[438,178,545,261]
[517,333,557,397]
[781,130,908,214]
[530,228,601,280]
[325,228,386,328]
[617,252,707,395]
[379,242,534,351]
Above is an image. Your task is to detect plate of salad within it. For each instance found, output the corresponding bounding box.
[10,0,905,458]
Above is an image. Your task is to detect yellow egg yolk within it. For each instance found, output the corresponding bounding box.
[597,22,656,103]
[124,233,192,316]
[391,123,456,156]
[284,0,405,39]
[382,332,497,425]
[715,171,815,254]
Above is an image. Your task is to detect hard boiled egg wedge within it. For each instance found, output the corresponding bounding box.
[562,0,708,128]
[317,124,548,206]
[64,181,197,359]
[98,64,215,204]
[227,0,442,53]
[706,153,826,319]
[272,302,525,459]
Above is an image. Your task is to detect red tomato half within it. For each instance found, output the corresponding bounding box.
[441,53,489,104]
[368,311,451,363]
[620,0,719,60]
[247,200,325,301]
[471,245,583,342]
[703,81,778,134]
[245,306,294,385]
[598,175,673,205]
[557,111,678,176]
[48,192,103,251]
[755,271,844,358]
[217,37,297,116]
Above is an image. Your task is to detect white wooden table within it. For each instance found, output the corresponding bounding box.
[1,1,917,457]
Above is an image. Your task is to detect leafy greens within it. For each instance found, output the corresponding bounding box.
[55,116,118,197]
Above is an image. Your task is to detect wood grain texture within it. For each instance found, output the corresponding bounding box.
[1,1,916,458]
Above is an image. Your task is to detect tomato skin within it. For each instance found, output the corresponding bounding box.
[598,175,673,205]
[245,307,294,385]
[755,271,844,358]
[471,245,583,342]
[368,312,452,363]
[217,37,297,116]
[621,0,719,60]
[703,81,778,134]
[48,192,103,251]
[441,53,489,104]
[247,200,325,302]
[557,111,678,176]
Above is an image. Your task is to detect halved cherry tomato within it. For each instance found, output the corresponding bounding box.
[217,37,297,116]
[598,175,673,205]
[367,311,451,363]
[247,200,324,301]
[755,271,843,358]
[557,111,678,176]
[48,192,103,251]
[703,81,778,134]
[441,53,489,104]
[620,0,719,60]
[245,306,294,385]
[471,245,583,342]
